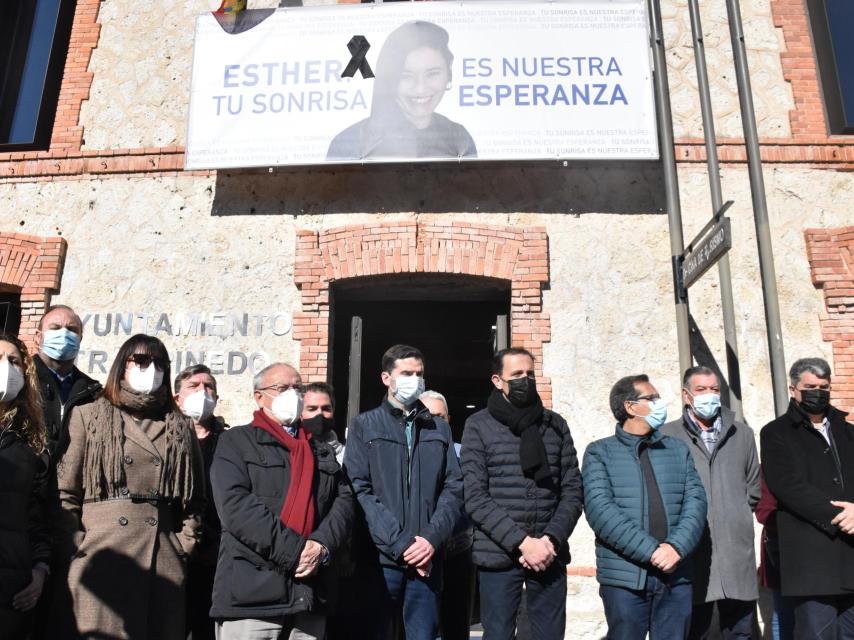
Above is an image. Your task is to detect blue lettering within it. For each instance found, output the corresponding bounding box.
[532,84,549,105]
[459,85,475,106]
[252,94,266,113]
[553,85,570,106]
[243,63,259,87]
[571,84,588,105]
[611,84,628,104]
[495,84,512,105]
[607,57,622,75]
[224,65,239,88]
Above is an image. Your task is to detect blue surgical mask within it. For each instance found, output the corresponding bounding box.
[643,398,669,430]
[690,392,721,421]
[41,328,81,361]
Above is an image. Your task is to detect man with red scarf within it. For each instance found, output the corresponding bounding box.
[210,363,354,640]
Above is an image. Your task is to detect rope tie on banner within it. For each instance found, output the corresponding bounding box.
[342,36,374,79]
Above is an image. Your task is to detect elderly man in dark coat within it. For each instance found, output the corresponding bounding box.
[210,362,354,640]
[761,357,854,638]
[662,366,761,639]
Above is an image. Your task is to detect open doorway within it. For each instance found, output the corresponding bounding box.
[330,274,511,442]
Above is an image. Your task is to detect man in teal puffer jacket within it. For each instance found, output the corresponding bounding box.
[583,374,707,640]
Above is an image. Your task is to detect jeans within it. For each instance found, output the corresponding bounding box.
[792,594,854,640]
[772,590,795,640]
[478,562,567,640]
[215,613,325,640]
[599,574,692,640]
[375,565,442,640]
[689,599,755,640]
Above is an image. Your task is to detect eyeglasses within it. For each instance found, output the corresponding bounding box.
[258,383,303,395]
[631,395,661,403]
[127,353,168,370]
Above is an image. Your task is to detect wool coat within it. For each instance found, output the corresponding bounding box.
[54,403,205,640]
[760,400,854,597]
[662,407,761,603]
[460,407,584,569]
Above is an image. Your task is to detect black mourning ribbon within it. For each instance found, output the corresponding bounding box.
[342,35,374,79]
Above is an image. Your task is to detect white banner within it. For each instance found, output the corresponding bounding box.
[185,1,659,168]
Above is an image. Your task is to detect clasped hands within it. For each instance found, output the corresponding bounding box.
[650,542,681,573]
[518,535,557,572]
[831,500,854,535]
[403,535,435,577]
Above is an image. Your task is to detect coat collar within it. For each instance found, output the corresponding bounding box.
[614,422,664,450]
[783,397,849,429]
[120,412,162,459]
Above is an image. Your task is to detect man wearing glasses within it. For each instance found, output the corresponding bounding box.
[583,374,707,640]
[210,363,354,640]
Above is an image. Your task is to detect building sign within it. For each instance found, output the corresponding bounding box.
[185,0,659,168]
[76,311,291,376]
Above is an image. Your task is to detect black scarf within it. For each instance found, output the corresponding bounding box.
[487,389,550,482]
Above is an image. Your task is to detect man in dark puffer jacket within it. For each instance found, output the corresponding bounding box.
[461,347,583,640]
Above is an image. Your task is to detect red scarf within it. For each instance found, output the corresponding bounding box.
[251,409,316,537]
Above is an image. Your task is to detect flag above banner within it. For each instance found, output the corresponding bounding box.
[184,1,659,169]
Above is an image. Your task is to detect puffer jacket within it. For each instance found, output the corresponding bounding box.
[0,422,50,617]
[461,407,583,569]
[343,399,463,566]
[582,425,707,590]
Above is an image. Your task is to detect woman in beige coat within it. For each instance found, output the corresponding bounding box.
[56,334,205,639]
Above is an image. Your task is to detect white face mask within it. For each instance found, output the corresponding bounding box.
[393,374,425,407]
[270,388,303,426]
[182,389,216,423]
[0,359,25,403]
[127,364,164,394]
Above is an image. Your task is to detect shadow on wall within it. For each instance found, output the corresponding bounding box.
[209,160,666,216]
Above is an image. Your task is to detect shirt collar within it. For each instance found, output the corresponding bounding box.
[48,366,75,384]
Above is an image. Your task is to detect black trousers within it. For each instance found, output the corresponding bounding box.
[688,599,755,640]
[186,562,216,640]
[793,594,854,640]
[439,548,476,640]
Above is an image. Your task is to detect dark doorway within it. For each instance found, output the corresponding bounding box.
[330,274,511,443]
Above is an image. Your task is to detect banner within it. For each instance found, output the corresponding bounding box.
[185,1,659,168]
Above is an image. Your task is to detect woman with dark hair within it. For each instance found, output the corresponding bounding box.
[56,334,204,640]
[0,334,51,639]
[327,20,477,161]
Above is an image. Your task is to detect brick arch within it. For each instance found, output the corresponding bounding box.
[293,221,553,406]
[0,233,67,349]
[805,226,854,414]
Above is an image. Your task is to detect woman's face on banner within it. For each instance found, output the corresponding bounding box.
[396,46,450,129]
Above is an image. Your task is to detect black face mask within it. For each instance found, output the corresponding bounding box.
[799,388,831,415]
[302,414,335,436]
[506,376,539,408]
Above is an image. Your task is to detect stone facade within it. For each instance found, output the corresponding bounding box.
[3,0,854,637]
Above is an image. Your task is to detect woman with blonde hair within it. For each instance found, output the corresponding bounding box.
[0,333,51,638]
[56,333,205,639]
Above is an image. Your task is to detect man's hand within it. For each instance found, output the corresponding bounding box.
[13,566,47,611]
[518,536,555,572]
[403,536,435,568]
[416,559,433,578]
[650,543,681,574]
[831,501,854,534]
[294,540,324,579]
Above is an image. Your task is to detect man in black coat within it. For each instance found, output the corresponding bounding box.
[31,304,101,640]
[210,363,354,640]
[761,357,854,638]
[461,347,584,640]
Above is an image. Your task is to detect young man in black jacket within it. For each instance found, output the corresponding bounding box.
[344,344,463,640]
[210,362,354,640]
[461,347,584,640]
[761,357,854,638]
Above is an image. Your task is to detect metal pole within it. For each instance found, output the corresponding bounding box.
[647,0,692,375]
[687,0,743,419]
[725,0,788,415]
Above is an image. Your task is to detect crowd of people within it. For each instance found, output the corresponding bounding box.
[2,303,854,640]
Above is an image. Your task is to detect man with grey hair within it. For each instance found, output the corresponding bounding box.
[420,389,475,640]
[210,363,354,640]
[761,357,854,638]
[662,366,760,640]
